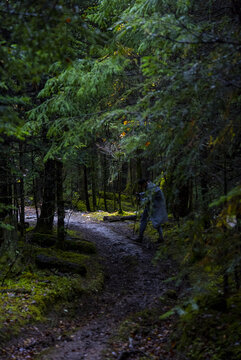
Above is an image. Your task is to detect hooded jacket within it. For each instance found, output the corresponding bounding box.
[140,181,168,228]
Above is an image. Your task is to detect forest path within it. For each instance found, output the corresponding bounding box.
[5,211,176,360]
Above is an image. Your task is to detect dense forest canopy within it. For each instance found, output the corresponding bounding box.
[0,0,241,357]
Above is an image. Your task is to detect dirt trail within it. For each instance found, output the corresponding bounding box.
[3,211,176,360]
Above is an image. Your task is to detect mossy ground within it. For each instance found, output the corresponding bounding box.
[65,239,96,254]
[0,236,104,344]
[82,210,136,222]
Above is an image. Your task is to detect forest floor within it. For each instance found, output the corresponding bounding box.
[2,210,181,360]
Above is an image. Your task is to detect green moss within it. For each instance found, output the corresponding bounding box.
[66,229,85,239]
[30,232,57,247]
[75,199,87,212]
[35,247,90,265]
[28,229,96,255]
[0,251,25,278]
[65,239,96,254]
[0,244,104,344]
[83,210,135,222]
[26,226,35,233]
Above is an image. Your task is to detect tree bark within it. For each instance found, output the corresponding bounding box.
[0,142,12,245]
[91,152,97,211]
[31,151,39,220]
[103,155,108,212]
[35,159,56,233]
[19,142,25,237]
[136,152,142,180]
[83,165,91,212]
[113,183,117,211]
[56,160,65,248]
[118,169,123,214]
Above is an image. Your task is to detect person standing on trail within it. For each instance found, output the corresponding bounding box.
[136,179,168,243]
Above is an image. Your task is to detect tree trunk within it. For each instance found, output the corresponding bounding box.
[0,144,12,245]
[31,151,39,220]
[33,177,39,220]
[127,159,134,206]
[118,169,123,214]
[103,155,108,212]
[35,159,56,233]
[13,182,19,223]
[19,142,25,237]
[91,153,97,211]
[136,154,142,180]
[56,160,65,248]
[83,165,91,212]
[113,182,117,211]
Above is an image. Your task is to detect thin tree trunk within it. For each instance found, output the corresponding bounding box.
[103,155,108,212]
[91,153,97,211]
[56,160,65,248]
[136,155,142,180]
[19,142,25,237]
[78,166,82,197]
[0,147,11,245]
[83,165,91,212]
[118,170,123,214]
[130,159,134,206]
[127,159,134,206]
[13,182,19,223]
[113,182,117,211]
[35,159,56,233]
[33,178,39,220]
[31,152,39,220]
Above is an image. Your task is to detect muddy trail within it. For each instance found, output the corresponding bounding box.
[2,212,178,360]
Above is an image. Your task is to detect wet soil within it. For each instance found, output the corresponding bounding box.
[2,211,177,360]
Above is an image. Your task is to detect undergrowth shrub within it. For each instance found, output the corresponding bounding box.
[155,187,241,360]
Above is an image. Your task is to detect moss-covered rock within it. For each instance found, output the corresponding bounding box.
[64,239,96,254]
[30,232,57,247]
[0,243,104,345]
[34,247,91,275]
[29,231,97,255]
[35,254,87,275]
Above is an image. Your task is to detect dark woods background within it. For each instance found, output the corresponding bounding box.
[0,1,241,357]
